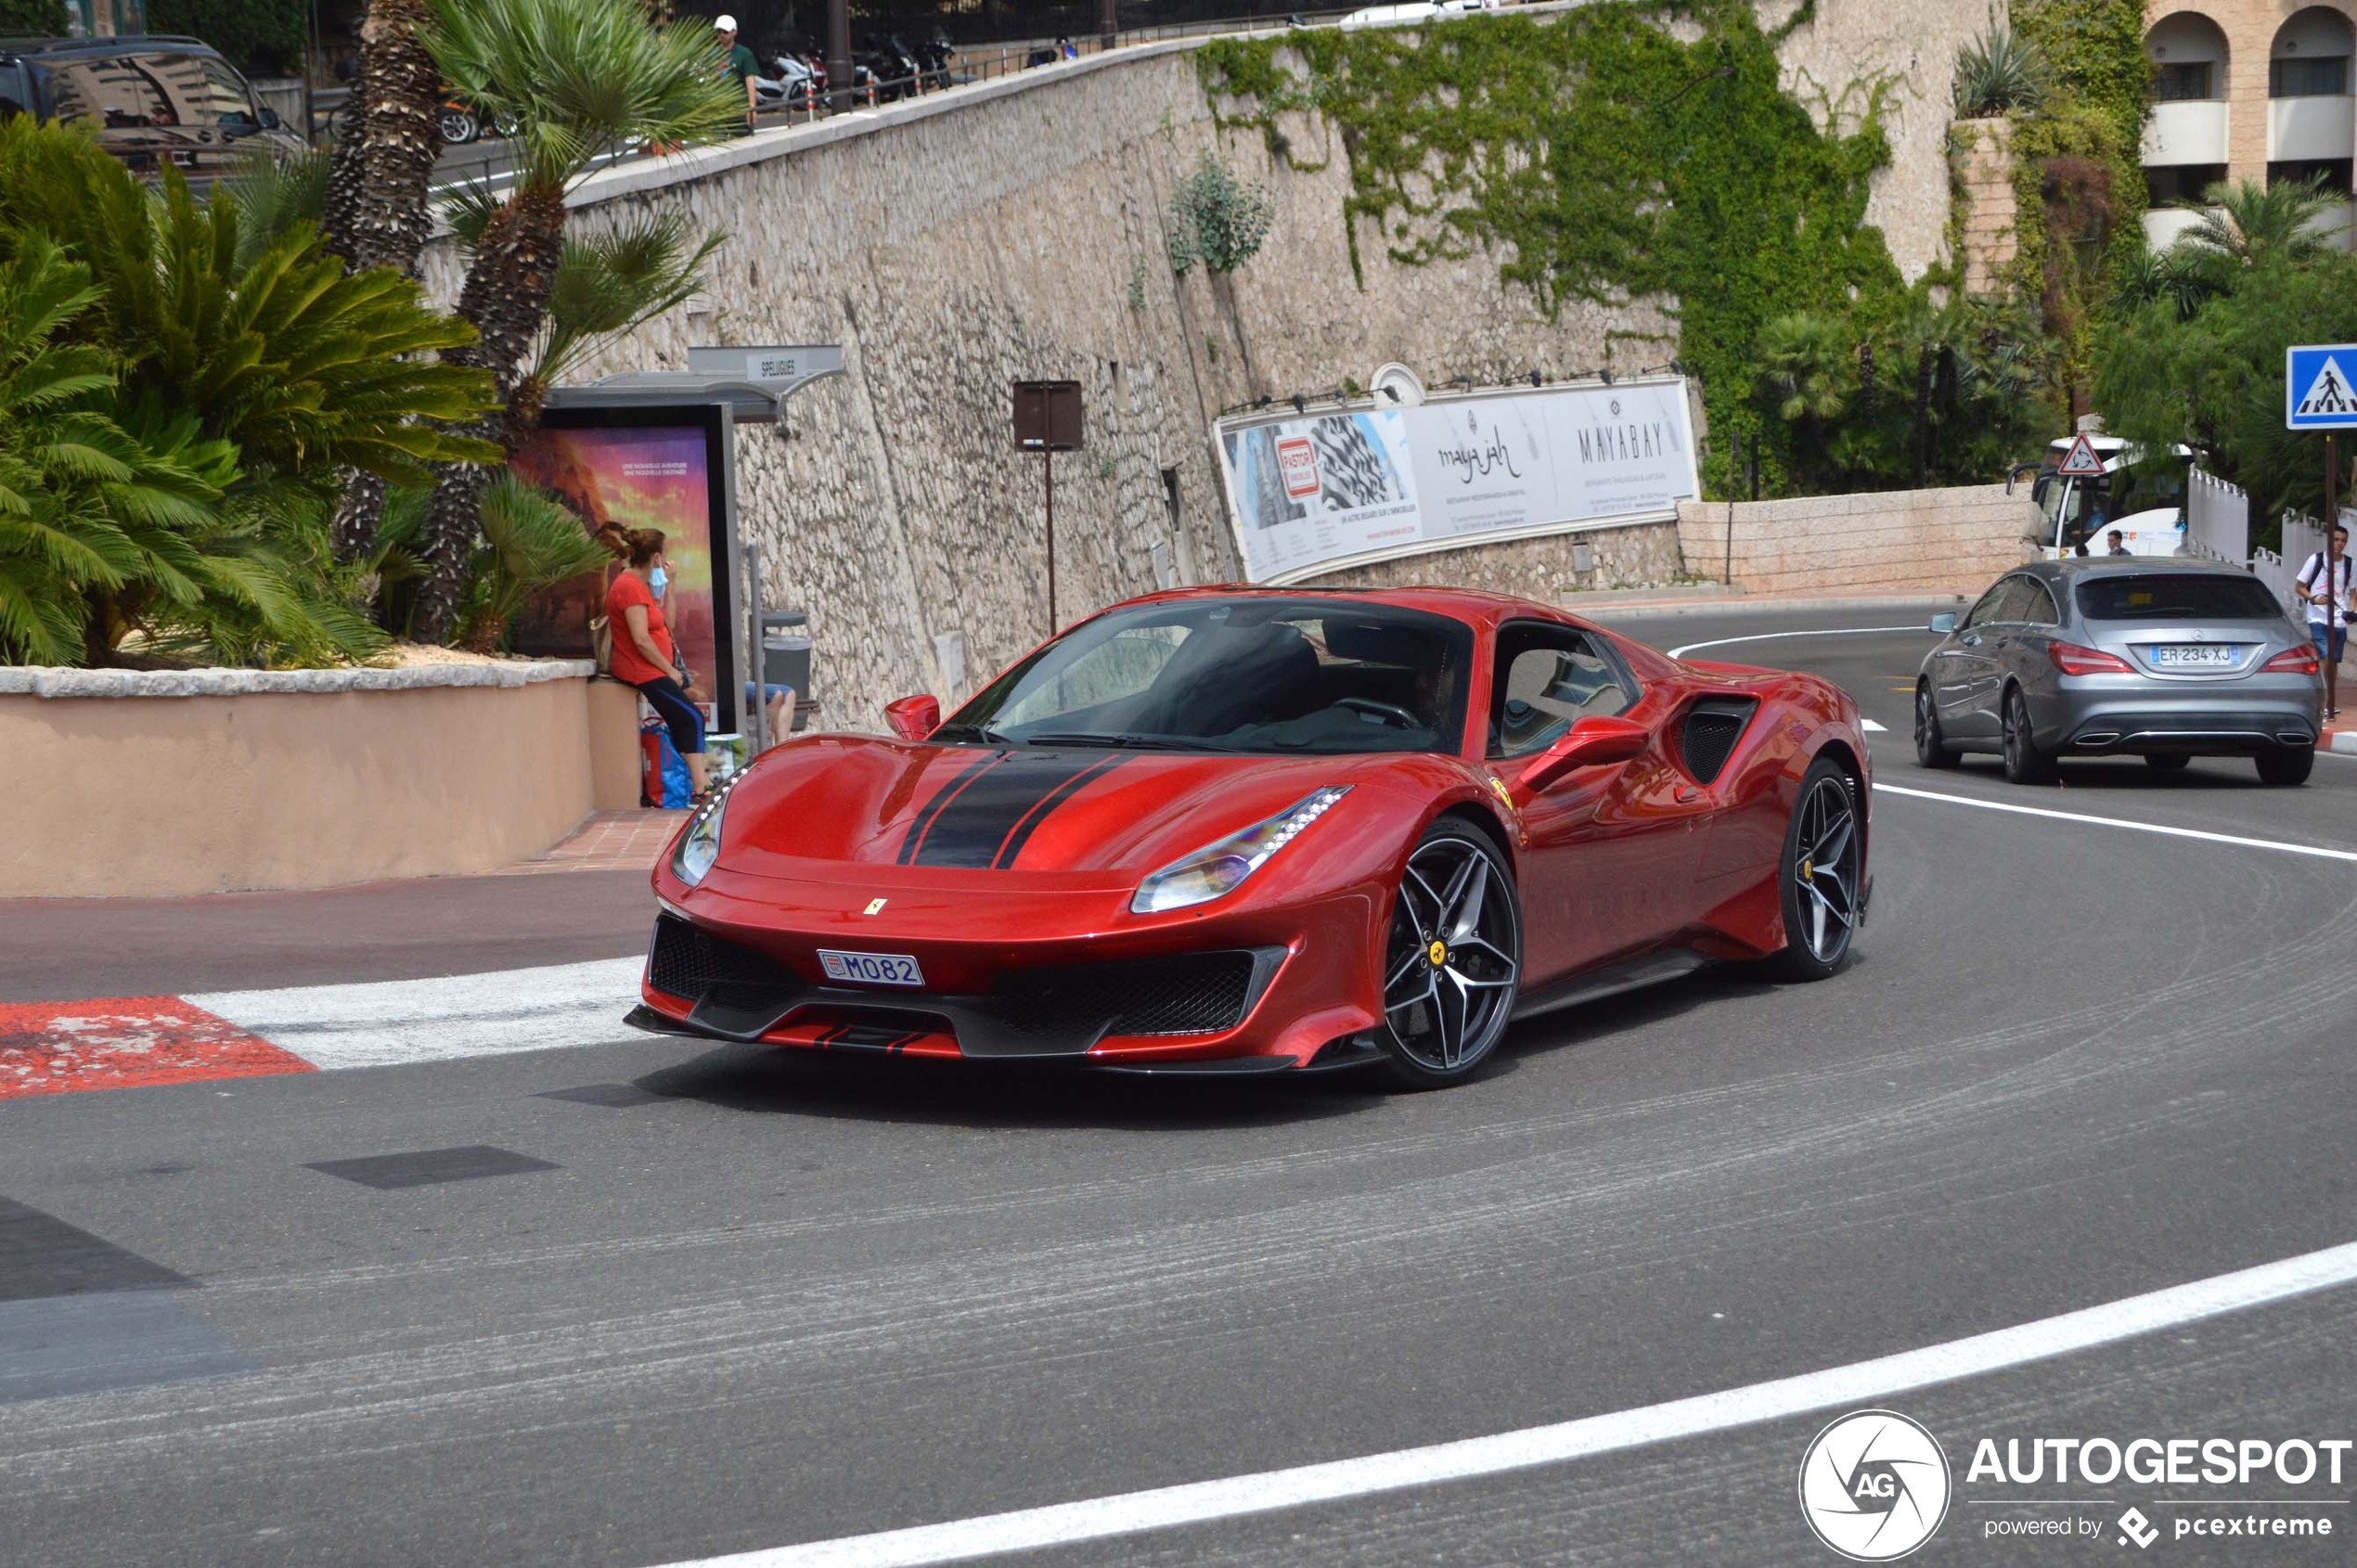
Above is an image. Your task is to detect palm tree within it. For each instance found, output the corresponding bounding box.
[2182,175,2342,266]
[322,0,445,279]
[407,0,739,643]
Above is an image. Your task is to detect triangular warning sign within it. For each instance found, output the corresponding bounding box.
[2297,355,2356,418]
[2055,434,2106,477]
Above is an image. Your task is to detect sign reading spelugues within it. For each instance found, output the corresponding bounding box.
[1798,1410,1952,1561]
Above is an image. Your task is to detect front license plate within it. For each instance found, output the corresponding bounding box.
[818,949,926,987]
[2151,645,2238,669]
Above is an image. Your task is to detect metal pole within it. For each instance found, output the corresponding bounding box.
[1045,449,1058,634]
[2329,432,2341,713]
[1100,0,1116,53]
[744,535,769,757]
[827,0,853,113]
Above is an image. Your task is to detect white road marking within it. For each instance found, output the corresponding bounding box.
[187,957,644,1070]
[1668,625,1930,659]
[1875,783,2357,864]
[653,1238,2357,1568]
[1861,718,1887,732]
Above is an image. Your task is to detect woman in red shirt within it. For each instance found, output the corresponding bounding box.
[599,524,709,801]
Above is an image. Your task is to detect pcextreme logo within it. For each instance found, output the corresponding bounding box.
[1799,1409,1954,1561]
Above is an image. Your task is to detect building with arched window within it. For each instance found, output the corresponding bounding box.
[2144,2,2357,247]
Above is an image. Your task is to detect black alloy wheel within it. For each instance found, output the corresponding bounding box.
[1913,682,1958,769]
[1378,821,1521,1088]
[1768,755,1862,981]
[2001,687,2055,784]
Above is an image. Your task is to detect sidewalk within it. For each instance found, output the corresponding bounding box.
[1570,585,1977,619]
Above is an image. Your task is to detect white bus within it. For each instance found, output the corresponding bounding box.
[2018,435,2192,559]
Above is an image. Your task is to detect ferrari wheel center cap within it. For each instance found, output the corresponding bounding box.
[1799,857,1813,881]
[1427,939,1448,968]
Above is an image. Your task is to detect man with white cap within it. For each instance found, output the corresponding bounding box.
[714,14,758,131]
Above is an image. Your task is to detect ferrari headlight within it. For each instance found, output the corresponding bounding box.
[671,776,740,888]
[1131,787,1350,915]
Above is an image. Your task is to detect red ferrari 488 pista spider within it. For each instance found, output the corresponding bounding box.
[629,587,1870,1087]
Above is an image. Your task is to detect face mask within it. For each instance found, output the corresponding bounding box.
[650,565,669,595]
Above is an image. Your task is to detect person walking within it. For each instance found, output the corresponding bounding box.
[599,524,710,801]
[2297,523,2352,719]
[715,15,760,132]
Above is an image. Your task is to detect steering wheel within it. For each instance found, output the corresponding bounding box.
[1336,696,1421,729]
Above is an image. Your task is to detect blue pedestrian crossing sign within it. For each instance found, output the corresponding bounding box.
[2287,345,2357,429]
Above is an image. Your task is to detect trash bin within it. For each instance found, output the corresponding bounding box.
[762,610,813,730]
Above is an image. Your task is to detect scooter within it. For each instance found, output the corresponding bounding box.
[752,52,818,111]
[858,33,922,101]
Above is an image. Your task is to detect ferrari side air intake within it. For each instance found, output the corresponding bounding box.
[1678,698,1759,785]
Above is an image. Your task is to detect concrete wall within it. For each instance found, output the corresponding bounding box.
[420,7,1979,725]
[2,667,614,897]
[1676,483,2040,596]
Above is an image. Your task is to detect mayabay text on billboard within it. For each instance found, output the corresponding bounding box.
[1213,378,1699,584]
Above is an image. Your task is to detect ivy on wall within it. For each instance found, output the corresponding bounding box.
[1194,2,1908,497]
[2003,0,2149,417]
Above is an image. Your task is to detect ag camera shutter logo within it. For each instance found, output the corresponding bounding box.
[1798,1409,1952,1561]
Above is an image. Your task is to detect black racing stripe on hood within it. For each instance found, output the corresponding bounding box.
[909,752,1125,869]
[991,755,1126,868]
[896,751,1008,866]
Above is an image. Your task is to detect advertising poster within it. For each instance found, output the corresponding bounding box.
[1220,409,1423,581]
[509,413,738,733]
[1216,379,1699,584]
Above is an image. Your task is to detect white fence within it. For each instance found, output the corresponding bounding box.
[2183,466,2249,563]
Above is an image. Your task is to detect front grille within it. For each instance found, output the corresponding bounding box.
[1680,698,1758,784]
[997,951,1261,1037]
[648,914,796,1000]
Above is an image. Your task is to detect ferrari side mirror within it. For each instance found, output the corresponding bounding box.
[1929,612,1958,635]
[882,694,941,740]
[1518,714,1648,793]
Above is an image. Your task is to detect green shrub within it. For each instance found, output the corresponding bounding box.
[1953,20,2046,116]
[0,0,66,36]
[0,116,496,666]
[1168,152,1277,278]
[144,0,309,76]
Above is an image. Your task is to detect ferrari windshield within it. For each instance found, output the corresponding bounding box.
[944,598,1474,754]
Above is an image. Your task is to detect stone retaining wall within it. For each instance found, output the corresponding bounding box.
[1676,483,2039,596]
[418,5,1977,721]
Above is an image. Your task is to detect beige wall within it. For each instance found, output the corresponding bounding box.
[4,679,603,898]
[2148,0,2357,181]
[1677,483,2039,596]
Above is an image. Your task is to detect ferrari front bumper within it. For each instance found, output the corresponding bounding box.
[632,902,1383,1071]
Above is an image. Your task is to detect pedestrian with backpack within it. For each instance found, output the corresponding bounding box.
[2297,522,2352,719]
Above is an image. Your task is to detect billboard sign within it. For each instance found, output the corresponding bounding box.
[1215,378,1699,584]
[509,405,741,735]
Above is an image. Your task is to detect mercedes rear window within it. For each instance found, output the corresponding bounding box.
[2075,574,2283,621]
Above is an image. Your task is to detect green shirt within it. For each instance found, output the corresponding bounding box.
[727,43,758,87]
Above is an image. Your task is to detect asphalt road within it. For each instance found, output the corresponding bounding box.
[5,601,2354,1567]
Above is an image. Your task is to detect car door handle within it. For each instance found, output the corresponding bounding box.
[1959,635,1982,647]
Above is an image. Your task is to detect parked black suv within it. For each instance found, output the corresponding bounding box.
[0,34,304,176]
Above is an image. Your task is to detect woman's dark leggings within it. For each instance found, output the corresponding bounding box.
[634,675,705,755]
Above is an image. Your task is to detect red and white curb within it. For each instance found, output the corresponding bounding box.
[1,957,643,1100]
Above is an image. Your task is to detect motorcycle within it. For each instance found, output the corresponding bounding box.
[912,32,955,93]
[858,33,922,102]
[752,52,818,111]
[438,97,521,145]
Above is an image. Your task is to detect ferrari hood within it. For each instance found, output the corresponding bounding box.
[713,736,1400,883]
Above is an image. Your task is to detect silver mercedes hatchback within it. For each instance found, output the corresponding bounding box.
[1914,559,2323,786]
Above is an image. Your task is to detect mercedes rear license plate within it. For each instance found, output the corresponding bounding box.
[818,949,926,987]
[2152,645,2238,669]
